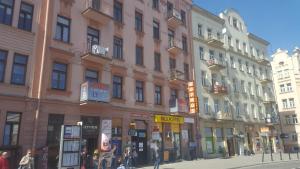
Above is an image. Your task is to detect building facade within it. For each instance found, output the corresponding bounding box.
[271,47,300,152]
[191,6,278,158]
[0,0,196,168]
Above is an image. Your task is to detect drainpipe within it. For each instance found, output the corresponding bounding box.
[32,0,51,150]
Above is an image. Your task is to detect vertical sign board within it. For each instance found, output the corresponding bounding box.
[188,81,199,114]
[101,119,112,152]
[58,125,82,169]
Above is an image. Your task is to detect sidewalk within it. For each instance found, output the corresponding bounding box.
[138,153,300,169]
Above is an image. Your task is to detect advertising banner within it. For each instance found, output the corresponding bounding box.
[80,82,110,102]
[101,119,112,152]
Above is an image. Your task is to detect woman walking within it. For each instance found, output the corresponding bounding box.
[19,149,34,169]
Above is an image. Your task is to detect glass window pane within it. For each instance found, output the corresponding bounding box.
[12,65,25,84]
[1,0,13,6]
[14,55,27,64]
[3,124,11,145]
[6,112,21,122]
[11,124,19,145]
[58,16,69,25]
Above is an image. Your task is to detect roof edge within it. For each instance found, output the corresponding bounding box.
[192,5,225,24]
[247,33,270,46]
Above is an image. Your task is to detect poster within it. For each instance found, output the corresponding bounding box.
[101,119,112,151]
[152,132,161,141]
[181,130,189,143]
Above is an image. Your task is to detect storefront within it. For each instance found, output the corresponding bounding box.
[153,115,184,162]
[81,116,100,155]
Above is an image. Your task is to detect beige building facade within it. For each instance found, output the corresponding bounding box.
[0,0,197,168]
[191,6,278,158]
[271,47,300,152]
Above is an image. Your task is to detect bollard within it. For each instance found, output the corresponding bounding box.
[289,151,291,160]
[280,151,283,160]
[297,151,299,160]
[262,152,265,163]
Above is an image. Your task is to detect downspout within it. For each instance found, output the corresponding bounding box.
[32,0,51,150]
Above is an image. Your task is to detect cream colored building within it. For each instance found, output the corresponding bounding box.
[271,47,300,152]
[191,6,278,158]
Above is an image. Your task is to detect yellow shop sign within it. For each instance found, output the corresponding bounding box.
[154,115,184,124]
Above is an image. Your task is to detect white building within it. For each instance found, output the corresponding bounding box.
[271,47,300,152]
[192,6,278,158]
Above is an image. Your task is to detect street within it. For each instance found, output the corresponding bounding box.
[242,161,300,169]
[139,153,300,169]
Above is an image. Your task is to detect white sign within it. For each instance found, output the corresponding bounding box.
[181,130,189,142]
[184,117,195,123]
[101,119,112,152]
[92,45,109,56]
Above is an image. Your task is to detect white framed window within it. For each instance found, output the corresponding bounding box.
[286,115,292,124]
[199,46,204,60]
[233,78,238,92]
[224,100,229,113]
[198,24,202,37]
[292,114,298,124]
[282,99,288,109]
[228,36,232,47]
[201,70,207,87]
[243,103,248,115]
[214,99,219,114]
[291,133,298,141]
[235,102,240,117]
[280,84,285,93]
[209,50,214,59]
[236,39,240,50]
[284,69,289,78]
[289,98,295,108]
[287,83,292,92]
[277,70,283,79]
[230,56,235,68]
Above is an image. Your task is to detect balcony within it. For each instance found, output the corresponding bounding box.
[207,59,226,71]
[257,57,270,65]
[80,81,111,105]
[212,111,233,121]
[211,83,228,95]
[169,69,186,84]
[81,41,111,65]
[259,75,272,84]
[82,0,113,25]
[263,94,275,104]
[166,9,183,28]
[168,39,183,55]
[207,35,224,47]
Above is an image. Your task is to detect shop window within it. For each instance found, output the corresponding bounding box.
[3,112,21,146]
[204,127,214,154]
[216,128,224,153]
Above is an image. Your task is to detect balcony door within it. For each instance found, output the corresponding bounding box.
[87,27,100,51]
[168,29,175,48]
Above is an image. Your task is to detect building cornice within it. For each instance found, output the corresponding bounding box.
[192,5,225,25]
[247,33,270,46]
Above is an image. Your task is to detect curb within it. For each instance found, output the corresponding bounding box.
[227,159,300,169]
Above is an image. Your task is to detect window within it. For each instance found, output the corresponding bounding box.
[184,63,189,81]
[253,65,256,76]
[0,50,7,82]
[256,49,260,57]
[289,98,295,108]
[291,133,298,141]
[18,2,33,31]
[198,24,202,36]
[51,62,67,90]
[154,85,162,105]
[153,20,160,40]
[241,80,245,92]
[201,71,207,86]
[113,75,122,99]
[230,56,234,68]
[284,69,289,78]
[135,11,143,32]
[55,16,70,43]
[214,99,219,114]
[216,128,224,153]
[182,35,188,53]
[243,42,247,53]
[154,52,161,71]
[232,78,238,92]
[251,104,256,118]
[11,54,28,85]
[282,99,288,109]
[277,70,283,79]
[238,59,242,71]
[135,46,143,66]
[287,83,292,92]
[135,80,144,102]
[113,36,123,60]
[280,84,285,93]
[292,115,298,124]
[286,115,292,124]
[0,0,14,25]
[204,97,209,114]
[248,82,252,94]
[168,29,175,48]
[85,69,98,83]
[87,27,99,50]
[224,101,229,113]
[207,28,212,39]
[244,103,248,115]
[236,39,240,50]
[199,47,204,60]
[236,102,240,116]
[233,18,237,28]
[246,62,250,73]
[3,112,21,146]
[228,36,232,47]
[170,88,177,102]
[169,58,176,70]
[181,10,186,26]
[204,127,214,153]
[152,0,159,10]
[209,50,214,59]
[114,0,122,23]
[256,84,260,96]
[47,114,64,145]
[221,76,225,86]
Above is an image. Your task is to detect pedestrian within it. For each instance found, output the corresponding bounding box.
[93,149,99,169]
[0,151,9,169]
[153,142,160,169]
[110,145,117,169]
[80,147,92,169]
[123,147,131,169]
[19,149,34,169]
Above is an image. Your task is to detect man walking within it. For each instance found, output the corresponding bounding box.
[0,151,10,169]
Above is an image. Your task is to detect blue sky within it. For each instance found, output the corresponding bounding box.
[193,0,300,55]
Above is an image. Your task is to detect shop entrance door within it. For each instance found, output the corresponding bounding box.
[227,138,235,156]
[131,129,147,165]
[81,116,100,155]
